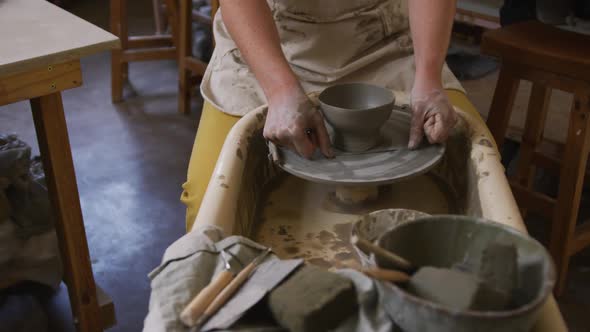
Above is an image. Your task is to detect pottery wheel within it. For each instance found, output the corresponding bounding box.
[274,111,445,185]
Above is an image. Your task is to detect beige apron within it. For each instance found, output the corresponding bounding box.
[200,0,463,116]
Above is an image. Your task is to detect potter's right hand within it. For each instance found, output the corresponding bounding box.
[263,87,333,159]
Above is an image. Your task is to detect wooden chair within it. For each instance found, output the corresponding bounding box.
[481,21,590,296]
[109,0,179,103]
[177,0,219,114]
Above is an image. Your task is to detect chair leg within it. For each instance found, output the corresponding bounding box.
[514,84,551,188]
[550,92,590,296]
[152,0,164,34]
[110,0,128,103]
[486,62,520,150]
[178,0,193,115]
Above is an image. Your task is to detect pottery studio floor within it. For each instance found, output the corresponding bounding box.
[0,1,588,331]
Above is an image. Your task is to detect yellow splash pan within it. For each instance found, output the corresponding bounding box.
[192,92,567,332]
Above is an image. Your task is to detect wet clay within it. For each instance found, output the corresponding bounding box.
[275,111,445,186]
[254,174,450,269]
[268,265,357,332]
[319,83,395,152]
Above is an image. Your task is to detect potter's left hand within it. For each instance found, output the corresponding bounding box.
[408,88,457,149]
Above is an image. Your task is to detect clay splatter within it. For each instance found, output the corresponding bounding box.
[317,230,335,244]
[330,241,349,251]
[478,138,493,148]
[218,175,226,180]
[278,226,288,236]
[311,243,323,251]
[482,171,490,177]
[333,222,353,242]
[283,246,299,255]
[335,252,354,261]
[308,258,333,268]
[220,183,229,189]
[236,148,243,160]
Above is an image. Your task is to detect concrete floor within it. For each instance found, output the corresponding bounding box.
[0,1,588,331]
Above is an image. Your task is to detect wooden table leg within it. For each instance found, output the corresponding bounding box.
[30,92,102,332]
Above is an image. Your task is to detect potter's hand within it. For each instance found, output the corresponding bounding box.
[263,88,333,159]
[408,89,457,149]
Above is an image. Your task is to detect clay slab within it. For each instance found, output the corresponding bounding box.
[275,111,445,185]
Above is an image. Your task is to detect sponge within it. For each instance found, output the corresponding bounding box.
[267,265,357,332]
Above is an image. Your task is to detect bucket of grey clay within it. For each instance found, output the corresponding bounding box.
[319,83,395,152]
[374,215,555,332]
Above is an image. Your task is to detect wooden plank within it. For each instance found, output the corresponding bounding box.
[97,285,116,329]
[121,47,177,62]
[0,0,120,78]
[550,92,590,295]
[30,92,102,332]
[510,182,555,219]
[0,60,82,107]
[486,62,520,149]
[164,0,180,48]
[128,35,174,49]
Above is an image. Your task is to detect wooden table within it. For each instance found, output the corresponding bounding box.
[0,0,119,331]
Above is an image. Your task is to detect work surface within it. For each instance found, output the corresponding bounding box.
[0,0,119,77]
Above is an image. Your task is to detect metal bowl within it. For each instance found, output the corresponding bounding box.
[319,83,395,152]
[374,215,555,332]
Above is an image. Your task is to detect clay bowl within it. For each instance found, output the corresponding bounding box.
[374,215,555,332]
[319,83,395,152]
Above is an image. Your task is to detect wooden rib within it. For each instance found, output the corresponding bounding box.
[0,60,81,106]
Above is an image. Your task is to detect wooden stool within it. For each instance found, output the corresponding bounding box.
[177,0,218,114]
[111,0,216,114]
[482,21,590,295]
[109,0,178,103]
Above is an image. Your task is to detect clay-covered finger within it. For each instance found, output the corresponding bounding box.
[425,113,449,144]
[292,130,316,159]
[408,110,425,149]
[313,114,334,158]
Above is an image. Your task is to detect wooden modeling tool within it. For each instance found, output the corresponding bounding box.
[180,251,234,327]
[360,266,410,283]
[351,235,414,271]
[352,235,511,311]
[195,248,272,328]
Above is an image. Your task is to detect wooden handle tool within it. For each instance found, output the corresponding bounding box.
[351,235,414,271]
[196,248,272,327]
[360,266,410,283]
[180,251,234,327]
